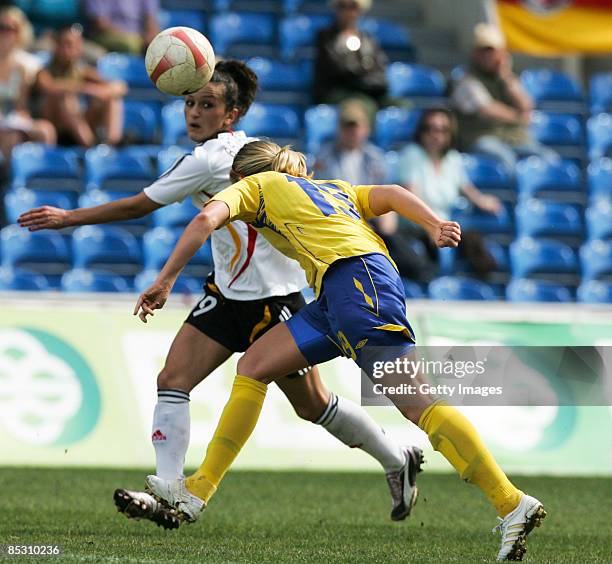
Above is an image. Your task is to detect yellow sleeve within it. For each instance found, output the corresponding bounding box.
[351,184,376,220]
[209,177,260,223]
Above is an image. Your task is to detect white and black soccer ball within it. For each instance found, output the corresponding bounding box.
[145,27,215,96]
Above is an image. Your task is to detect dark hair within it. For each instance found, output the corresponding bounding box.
[210,60,258,119]
[55,23,83,39]
[414,107,458,154]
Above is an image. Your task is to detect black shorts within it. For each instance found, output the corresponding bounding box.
[185,275,310,377]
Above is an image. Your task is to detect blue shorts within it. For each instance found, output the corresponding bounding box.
[286,253,416,371]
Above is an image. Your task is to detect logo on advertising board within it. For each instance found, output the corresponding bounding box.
[0,328,101,446]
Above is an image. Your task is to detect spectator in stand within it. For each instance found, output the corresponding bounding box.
[35,24,127,147]
[84,0,159,55]
[314,99,386,185]
[399,108,501,277]
[314,99,429,282]
[0,6,56,167]
[451,23,557,172]
[313,0,388,118]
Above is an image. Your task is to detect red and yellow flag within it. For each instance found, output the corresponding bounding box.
[496,0,612,55]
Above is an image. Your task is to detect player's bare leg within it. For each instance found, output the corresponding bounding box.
[115,324,232,524]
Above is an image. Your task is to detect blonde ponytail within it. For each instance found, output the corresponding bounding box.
[233,140,308,179]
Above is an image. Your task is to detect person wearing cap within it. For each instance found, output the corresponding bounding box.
[313,0,388,116]
[450,23,557,172]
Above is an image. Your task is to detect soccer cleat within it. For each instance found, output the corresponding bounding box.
[145,475,205,523]
[113,488,180,530]
[386,445,424,521]
[493,494,547,561]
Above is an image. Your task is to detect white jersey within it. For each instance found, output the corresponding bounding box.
[144,131,307,300]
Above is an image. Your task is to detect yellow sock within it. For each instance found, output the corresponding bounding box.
[419,402,522,517]
[185,375,267,504]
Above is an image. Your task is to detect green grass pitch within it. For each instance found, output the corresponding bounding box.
[1,468,610,562]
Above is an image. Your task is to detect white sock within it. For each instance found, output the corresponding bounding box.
[152,388,190,480]
[315,393,405,472]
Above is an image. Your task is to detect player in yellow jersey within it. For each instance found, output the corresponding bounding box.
[136,141,546,561]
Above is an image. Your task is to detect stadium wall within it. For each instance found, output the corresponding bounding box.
[1,293,611,476]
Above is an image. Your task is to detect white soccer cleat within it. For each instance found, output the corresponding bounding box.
[493,494,547,561]
[385,446,424,521]
[113,488,180,529]
[145,475,205,523]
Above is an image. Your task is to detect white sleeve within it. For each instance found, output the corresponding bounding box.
[143,153,212,205]
[451,77,493,115]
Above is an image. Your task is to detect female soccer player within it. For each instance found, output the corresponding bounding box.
[18,61,419,527]
[138,140,546,561]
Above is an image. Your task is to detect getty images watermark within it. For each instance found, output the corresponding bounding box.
[359,345,612,406]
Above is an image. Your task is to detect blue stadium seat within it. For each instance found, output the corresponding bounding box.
[0,266,51,291]
[428,276,496,301]
[510,237,578,278]
[158,9,206,32]
[462,153,513,200]
[161,100,191,146]
[387,63,445,102]
[72,226,143,275]
[210,13,277,58]
[580,239,612,280]
[214,0,281,11]
[506,279,573,303]
[402,279,425,299]
[279,14,332,59]
[152,199,198,228]
[0,225,71,274]
[516,157,582,199]
[123,101,159,144]
[529,112,583,147]
[587,158,612,200]
[590,72,612,114]
[158,145,189,175]
[247,58,313,105]
[143,227,212,276]
[61,269,131,293]
[587,113,612,160]
[98,53,149,88]
[360,18,415,61]
[374,107,421,151]
[11,143,81,191]
[586,202,612,240]
[134,269,203,295]
[283,0,328,13]
[78,190,151,229]
[451,199,512,235]
[240,103,302,146]
[85,146,155,192]
[515,199,583,238]
[4,188,76,224]
[577,280,612,303]
[521,69,583,107]
[305,104,338,153]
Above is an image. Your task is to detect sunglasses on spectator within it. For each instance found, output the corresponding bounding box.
[0,23,18,33]
[423,124,450,133]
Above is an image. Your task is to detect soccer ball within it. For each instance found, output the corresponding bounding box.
[145,27,215,96]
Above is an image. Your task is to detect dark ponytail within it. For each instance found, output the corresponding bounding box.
[211,60,258,119]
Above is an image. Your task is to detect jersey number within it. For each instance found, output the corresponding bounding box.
[287,176,360,220]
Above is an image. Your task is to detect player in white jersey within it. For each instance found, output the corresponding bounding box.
[18,61,422,528]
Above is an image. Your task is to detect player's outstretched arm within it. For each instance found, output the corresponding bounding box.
[368,185,461,248]
[134,201,230,323]
[17,192,162,231]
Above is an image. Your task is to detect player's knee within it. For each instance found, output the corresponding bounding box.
[157,366,189,392]
[236,354,265,380]
[397,405,423,425]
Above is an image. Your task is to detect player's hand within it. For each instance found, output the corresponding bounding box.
[432,220,461,248]
[17,206,70,231]
[134,282,172,323]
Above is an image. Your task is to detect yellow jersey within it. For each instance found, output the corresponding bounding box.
[210,171,394,295]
